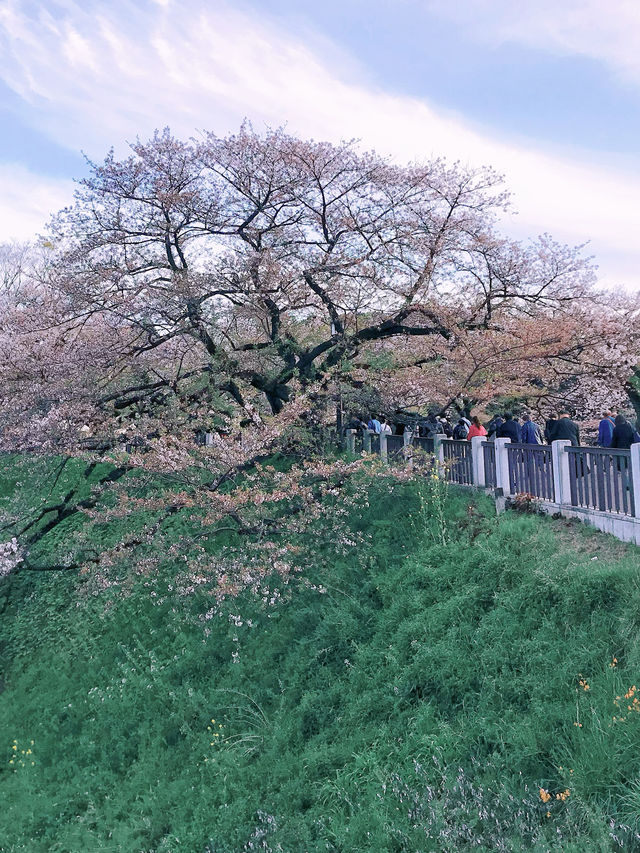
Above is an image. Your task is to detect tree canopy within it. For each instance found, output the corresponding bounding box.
[0,124,638,453]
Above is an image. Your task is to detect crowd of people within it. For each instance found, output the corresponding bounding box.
[346,408,640,448]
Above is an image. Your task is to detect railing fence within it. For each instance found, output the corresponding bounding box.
[412,436,435,454]
[442,439,474,485]
[482,441,497,488]
[345,428,640,544]
[385,433,405,461]
[567,447,634,517]
[507,443,555,502]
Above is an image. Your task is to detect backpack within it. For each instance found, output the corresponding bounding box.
[453,423,469,440]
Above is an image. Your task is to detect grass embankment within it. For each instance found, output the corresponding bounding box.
[1,455,640,851]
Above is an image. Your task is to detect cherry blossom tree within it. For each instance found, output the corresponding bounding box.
[1,127,639,574]
[0,127,639,593]
[38,124,610,432]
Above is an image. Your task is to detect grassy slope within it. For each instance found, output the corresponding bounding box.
[1,456,640,851]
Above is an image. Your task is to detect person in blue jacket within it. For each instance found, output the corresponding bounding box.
[597,410,615,447]
[496,413,521,443]
[520,413,543,444]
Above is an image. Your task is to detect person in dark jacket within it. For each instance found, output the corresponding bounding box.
[345,415,367,432]
[611,414,635,449]
[453,419,469,440]
[497,413,521,443]
[424,413,443,438]
[438,417,453,438]
[544,414,558,444]
[487,415,504,438]
[552,411,580,446]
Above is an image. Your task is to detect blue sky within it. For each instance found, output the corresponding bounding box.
[2,0,640,288]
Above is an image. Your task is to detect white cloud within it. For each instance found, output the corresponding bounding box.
[0,165,74,242]
[424,0,640,87]
[62,25,100,72]
[0,0,639,287]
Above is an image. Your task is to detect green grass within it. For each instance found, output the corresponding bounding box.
[1,455,640,850]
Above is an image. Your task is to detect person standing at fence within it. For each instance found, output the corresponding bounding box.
[497,413,521,443]
[467,416,487,439]
[597,411,615,447]
[521,413,543,444]
[553,411,580,446]
[487,414,504,438]
[380,418,392,435]
[611,414,635,449]
[345,415,367,433]
[544,414,558,444]
[424,413,443,438]
[439,416,453,437]
[368,415,381,434]
[453,419,469,440]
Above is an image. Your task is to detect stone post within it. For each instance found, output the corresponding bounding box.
[363,430,372,453]
[494,437,511,495]
[630,443,640,518]
[433,434,445,478]
[403,428,413,468]
[471,435,485,487]
[380,431,388,464]
[551,439,572,506]
[346,429,356,455]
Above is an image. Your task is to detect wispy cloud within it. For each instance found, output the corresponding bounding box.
[0,164,74,241]
[0,0,639,288]
[424,0,640,87]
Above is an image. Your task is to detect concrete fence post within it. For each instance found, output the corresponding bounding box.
[346,429,356,455]
[380,431,388,464]
[363,430,372,453]
[433,435,445,478]
[630,443,640,518]
[471,436,485,487]
[494,437,511,495]
[403,428,413,468]
[551,440,572,506]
